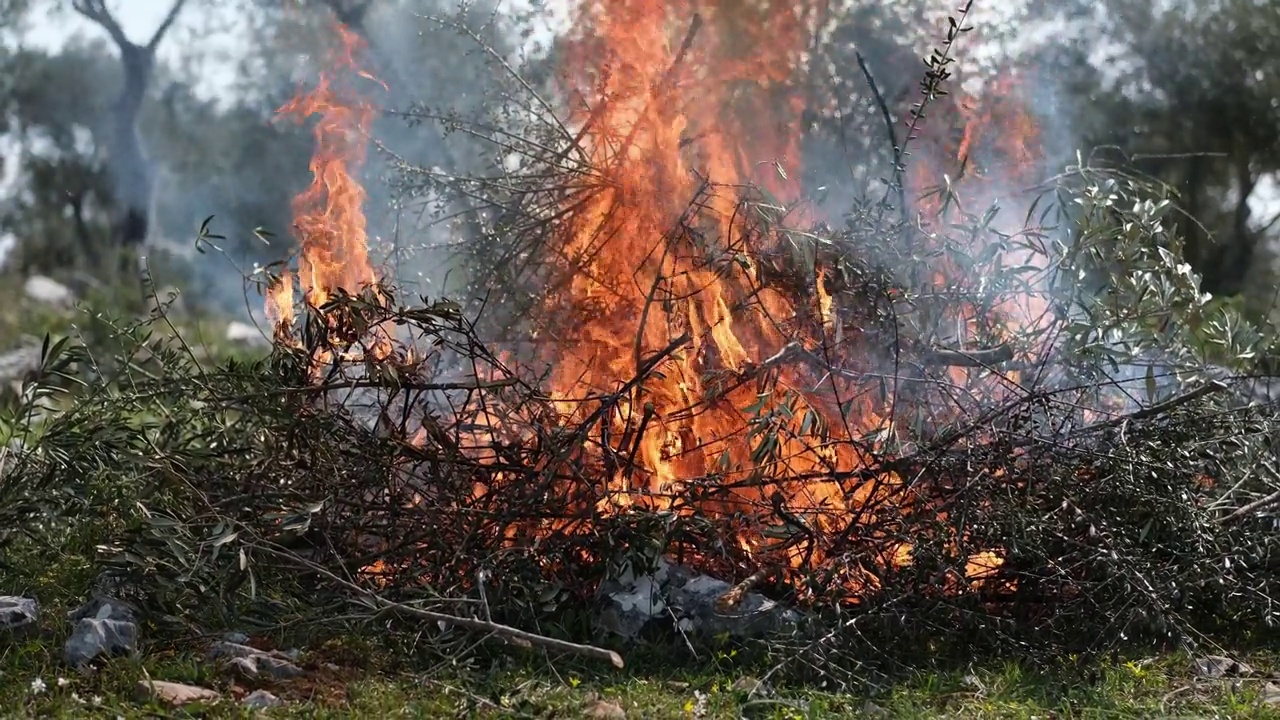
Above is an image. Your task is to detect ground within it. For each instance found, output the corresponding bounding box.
[4,622,1280,718]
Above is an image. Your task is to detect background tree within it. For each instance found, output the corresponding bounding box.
[0,41,118,278]
[66,0,189,277]
[1026,0,1280,303]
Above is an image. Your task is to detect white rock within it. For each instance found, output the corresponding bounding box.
[23,275,73,307]
[225,321,269,347]
[242,689,283,709]
[0,596,37,631]
[135,680,220,706]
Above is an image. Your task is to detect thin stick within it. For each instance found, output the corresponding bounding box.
[1217,489,1280,526]
[919,343,1014,368]
[1081,380,1229,430]
[276,377,522,396]
[377,600,623,668]
[714,565,776,614]
[259,544,626,668]
[855,50,907,222]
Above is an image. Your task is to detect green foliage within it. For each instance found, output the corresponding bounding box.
[1045,161,1267,393]
[1031,0,1280,299]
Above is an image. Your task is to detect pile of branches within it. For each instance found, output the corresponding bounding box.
[1,178,1278,679]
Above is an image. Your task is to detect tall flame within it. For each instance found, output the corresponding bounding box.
[532,0,915,581]
[525,0,1051,584]
[266,22,383,338]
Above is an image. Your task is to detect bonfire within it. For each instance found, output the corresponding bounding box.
[229,0,1270,667]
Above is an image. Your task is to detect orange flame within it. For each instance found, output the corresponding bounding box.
[273,4,1050,597]
[528,0,930,587]
[266,22,384,341]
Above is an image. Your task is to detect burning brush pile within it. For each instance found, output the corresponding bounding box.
[5,0,1280,678]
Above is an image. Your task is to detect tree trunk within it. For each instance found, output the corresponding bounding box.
[73,0,188,280]
[107,43,154,275]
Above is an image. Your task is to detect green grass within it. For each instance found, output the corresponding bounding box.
[0,266,265,352]
[3,615,1280,719]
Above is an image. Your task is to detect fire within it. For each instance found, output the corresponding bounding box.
[528,0,928,589]
[521,1,1051,588]
[270,4,1051,599]
[266,22,385,345]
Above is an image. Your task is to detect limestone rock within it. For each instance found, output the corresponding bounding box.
[208,641,304,680]
[596,558,800,639]
[1192,655,1255,678]
[63,597,139,667]
[584,699,627,719]
[225,321,269,348]
[23,275,73,307]
[0,596,37,632]
[242,689,284,709]
[135,680,220,706]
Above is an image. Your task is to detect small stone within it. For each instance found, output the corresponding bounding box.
[860,700,890,718]
[63,598,138,668]
[135,680,220,706]
[665,681,690,691]
[0,596,37,631]
[64,619,137,667]
[731,676,763,694]
[1261,682,1280,705]
[584,699,627,719]
[242,689,283,709]
[668,574,797,637]
[597,575,665,639]
[68,596,137,624]
[0,346,43,384]
[23,275,73,307]
[1193,655,1254,678]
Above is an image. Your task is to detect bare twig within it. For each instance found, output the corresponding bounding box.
[715,565,776,614]
[1076,380,1230,433]
[1217,489,1280,526]
[260,544,625,668]
[146,0,189,51]
[855,50,907,221]
[71,0,129,48]
[919,343,1014,368]
[377,600,623,668]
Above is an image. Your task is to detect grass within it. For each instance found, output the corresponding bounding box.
[3,606,1280,720]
